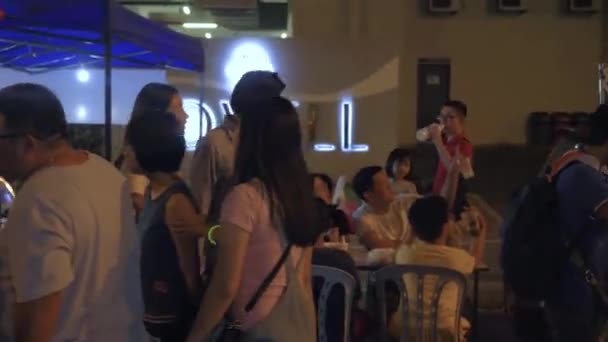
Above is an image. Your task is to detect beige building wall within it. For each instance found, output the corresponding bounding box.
[293,0,602,145]
[174,0,603,178]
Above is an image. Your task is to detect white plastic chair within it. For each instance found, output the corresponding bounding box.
[371,265,468,342]
[312,265,356,342]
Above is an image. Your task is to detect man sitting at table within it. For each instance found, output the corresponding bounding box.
[352,166,418,250]
[389,195,486,341]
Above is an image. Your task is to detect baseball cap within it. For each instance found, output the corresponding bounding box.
[230,71,286,115]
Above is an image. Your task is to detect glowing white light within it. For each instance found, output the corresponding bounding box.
[205,32,212,39]
[280,32,288,39]
[76,106,87,120]
[219,99,233,116]
[292,101,300,108]
[76,68,90,83]
[183,22,218,29]
[182,6,191,15]
[224,42,275,91]
[183,98,218,151]
[313,143,336,152]
[340,99,369,153]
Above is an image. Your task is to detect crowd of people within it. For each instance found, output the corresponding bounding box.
[0,70,491,342]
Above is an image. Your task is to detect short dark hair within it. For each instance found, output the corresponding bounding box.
[230,71,285,115]
[385,148,413,179]
[0,83,67,139]
[443,100,468,117]
[125,111,185,173]
[352,166,383,201]
[408,195,449,243]
[311,173,334,194]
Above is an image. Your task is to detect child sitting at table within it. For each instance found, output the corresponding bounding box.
[389,195,486,341]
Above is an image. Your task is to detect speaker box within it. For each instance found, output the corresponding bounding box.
[568,0,600,13]
[497,0,527,12]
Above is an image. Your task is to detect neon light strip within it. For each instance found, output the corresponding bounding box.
[342,101,351,151]
[340,99,368,153]
[313,143,337,152]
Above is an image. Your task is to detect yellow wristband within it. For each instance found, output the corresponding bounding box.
[207,225,220,245]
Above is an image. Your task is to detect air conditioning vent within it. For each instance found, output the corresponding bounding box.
[497,0,527,12]
[568,0,600,13]
[428,0,461,13]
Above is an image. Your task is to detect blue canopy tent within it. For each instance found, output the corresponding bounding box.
[0,0,205,159]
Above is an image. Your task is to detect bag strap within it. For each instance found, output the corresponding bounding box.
[568,217,608,308]
[244,242,293,313]
[241,182,293,313]
[553,159,608,308]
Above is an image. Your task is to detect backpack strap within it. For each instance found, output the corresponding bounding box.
[568,217,608,309]
[238,180,295,313]
[549,150,586,180]
[552,158,608,309]
[244,243,293,312]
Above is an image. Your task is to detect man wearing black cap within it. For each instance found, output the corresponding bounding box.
[189,70,285,225]
[546,104,608,340]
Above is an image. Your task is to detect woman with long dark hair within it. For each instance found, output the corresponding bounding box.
[116,83,188,216]
[187,97,318,341]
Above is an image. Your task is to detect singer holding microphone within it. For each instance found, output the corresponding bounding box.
[422,100,474,218]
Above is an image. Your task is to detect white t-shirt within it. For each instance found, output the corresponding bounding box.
[390,240,475,338]
[0,227,13,341]
[353,195,418,248]
[5,154,145,342]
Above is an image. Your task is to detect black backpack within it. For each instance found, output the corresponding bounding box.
[501,161,581,302]
[141,220,199,339]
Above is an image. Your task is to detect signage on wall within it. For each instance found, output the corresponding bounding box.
[184,98,369,153]
[183,41,369,153]
[313,100,369,153]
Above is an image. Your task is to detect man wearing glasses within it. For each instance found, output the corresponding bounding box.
[0,83,144,342]
[429,100,474,218]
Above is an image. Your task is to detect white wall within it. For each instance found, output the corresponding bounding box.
[0,68,166,125]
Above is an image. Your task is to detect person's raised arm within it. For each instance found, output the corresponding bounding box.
[430,124,452,168]
[440,150,462,211]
